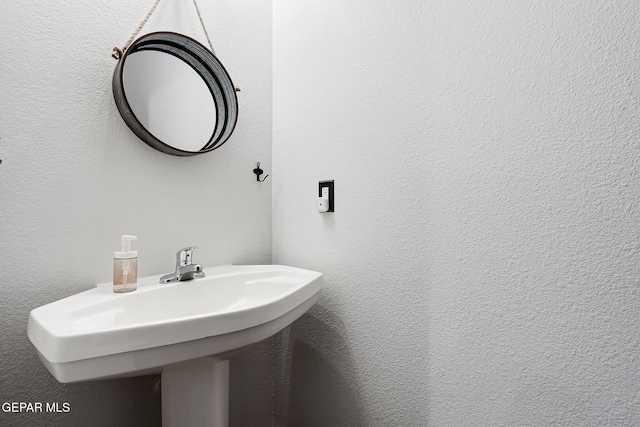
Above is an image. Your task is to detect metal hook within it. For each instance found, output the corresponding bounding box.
[253,162,269,182]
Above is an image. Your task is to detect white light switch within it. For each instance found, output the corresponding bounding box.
[318,180,334,213]
[317,197,329,212]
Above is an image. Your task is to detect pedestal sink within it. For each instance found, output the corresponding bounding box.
[27,264,323,426]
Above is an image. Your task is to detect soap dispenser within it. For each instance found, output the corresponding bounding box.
[113,235,138,293]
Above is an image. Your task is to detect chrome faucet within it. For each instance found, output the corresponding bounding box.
[160,247,205,284]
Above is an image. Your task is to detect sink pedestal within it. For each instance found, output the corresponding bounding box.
[162,357,230,427]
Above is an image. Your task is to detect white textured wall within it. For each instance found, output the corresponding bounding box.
[273,1,640,425]
[0,0,271,426]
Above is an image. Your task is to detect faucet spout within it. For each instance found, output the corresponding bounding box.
[160,247,206,284]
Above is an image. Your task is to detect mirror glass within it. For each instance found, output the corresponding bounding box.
[113,32,238,156]
[123,50,216,152]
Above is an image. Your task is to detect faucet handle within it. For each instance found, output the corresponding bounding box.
[176,247,198,269]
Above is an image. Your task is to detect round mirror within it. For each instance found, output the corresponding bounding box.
[113,32,238,156]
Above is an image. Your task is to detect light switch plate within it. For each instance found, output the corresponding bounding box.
[318,180,334,212]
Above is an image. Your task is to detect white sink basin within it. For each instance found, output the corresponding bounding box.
[28,264,323,383]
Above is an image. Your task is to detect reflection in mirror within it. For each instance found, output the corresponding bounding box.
[123,51,216,152]
[112,32,238,156]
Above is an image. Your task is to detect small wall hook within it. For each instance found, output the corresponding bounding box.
[253,162,269,182]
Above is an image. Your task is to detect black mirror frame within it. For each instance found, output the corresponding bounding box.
[112,32,238,156]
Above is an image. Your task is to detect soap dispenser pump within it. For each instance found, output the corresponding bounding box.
[113,235,138,293]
